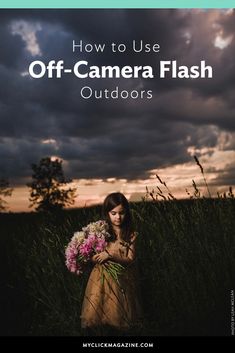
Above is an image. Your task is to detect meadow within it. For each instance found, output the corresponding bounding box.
[1,192,234,336]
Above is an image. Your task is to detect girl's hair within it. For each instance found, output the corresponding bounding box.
[102,192,133,242]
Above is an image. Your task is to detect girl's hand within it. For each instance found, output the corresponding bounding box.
[92,251,110,264]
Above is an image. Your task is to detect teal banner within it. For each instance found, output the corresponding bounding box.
[0,1,234,9]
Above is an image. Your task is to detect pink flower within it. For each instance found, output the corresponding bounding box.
[65,220,110,276]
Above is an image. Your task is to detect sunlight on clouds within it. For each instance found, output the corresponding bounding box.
[147,147,235,198]
[217,131,235,150]
[7,186,30,212]
[11,20,42,56]
[41,139,57,144]
[214,32,233,49]
[41,139,59,150]
[200,150,235,171]
[106,178,116,183]
[7,151,235,213]
[182,31,191,45]
[4,132,235,212]
[187,146,216,156]
[20,71,29,77]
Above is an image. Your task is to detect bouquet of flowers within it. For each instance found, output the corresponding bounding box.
[65,220,124,282]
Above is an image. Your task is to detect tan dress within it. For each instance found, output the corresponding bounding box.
[80,233,142,330]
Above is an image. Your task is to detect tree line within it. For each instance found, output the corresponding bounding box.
[0,157,77,212]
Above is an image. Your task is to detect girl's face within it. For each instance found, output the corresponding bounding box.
[108,204,126,227]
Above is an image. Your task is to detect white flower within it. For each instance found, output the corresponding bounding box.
[81,220,110,240]
[72,231,85,244]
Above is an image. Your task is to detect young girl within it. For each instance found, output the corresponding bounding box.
[80,192,143,335]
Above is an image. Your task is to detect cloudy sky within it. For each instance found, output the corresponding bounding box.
[0,9,235,211]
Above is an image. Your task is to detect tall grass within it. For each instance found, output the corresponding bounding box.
[0,157,235,336]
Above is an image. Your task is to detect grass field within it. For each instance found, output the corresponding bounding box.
[1,195,234,336]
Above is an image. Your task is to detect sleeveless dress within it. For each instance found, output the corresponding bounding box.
[80,233,142,331]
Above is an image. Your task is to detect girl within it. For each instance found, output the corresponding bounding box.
[80,192,143,335]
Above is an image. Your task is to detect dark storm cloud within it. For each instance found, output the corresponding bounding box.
[0,24,24,68]
[209,162,235,187]
[0,9,235,184]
